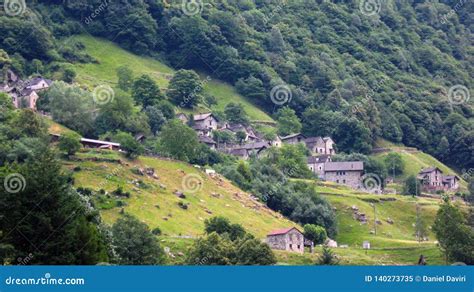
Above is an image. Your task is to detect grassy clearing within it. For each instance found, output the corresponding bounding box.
[272,181,448,265]
[372,139,467,189]
[44,118,77,135]
[67,149,295,238]
[66,35,273,122]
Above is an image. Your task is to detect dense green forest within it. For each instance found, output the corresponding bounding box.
[0,0,472,170]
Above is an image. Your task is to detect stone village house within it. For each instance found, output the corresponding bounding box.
[266,227,305,254]
[307,155,332,178]
[1,72,52,110]
[194,113,219,132]
[323,161,365,189]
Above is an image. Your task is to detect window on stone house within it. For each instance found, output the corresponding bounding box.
[289,244,293,249]
[297,245,300,249]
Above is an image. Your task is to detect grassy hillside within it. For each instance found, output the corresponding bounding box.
[372,139,467,189]
[63,148,453,265]
[280,180,447,265]
[65,35,274,123]
[65,149,295,238]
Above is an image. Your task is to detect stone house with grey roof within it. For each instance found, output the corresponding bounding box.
[227,141,271,160]
[1,73,52,110]
[304,137,335,156]
[280,133,306,144]
[323,161,364,189]
[193,113,219,131]
[266,227,305,253]
[307,155,332,178]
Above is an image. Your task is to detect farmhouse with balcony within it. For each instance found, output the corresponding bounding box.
[266,227,305,254]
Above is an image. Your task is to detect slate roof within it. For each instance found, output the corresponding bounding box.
[267,227,302,236]
[239,141,271,150]
[280,133,306,141]
[324,161,364,172]
[194,113,216,121]
[25,77,52,88]
[307,155,331,164]
[442,175,459,182]
[419,167,443,174]
[198,135,216,145]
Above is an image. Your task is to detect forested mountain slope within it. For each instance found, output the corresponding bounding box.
[1,0,472,169]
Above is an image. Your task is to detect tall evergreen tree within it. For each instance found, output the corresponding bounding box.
[0,148,108,264]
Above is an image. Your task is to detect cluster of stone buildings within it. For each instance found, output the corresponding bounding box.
[0,70,51,110]
[181,112,367,189]
[417,167,460,191]
[179,112,280,158]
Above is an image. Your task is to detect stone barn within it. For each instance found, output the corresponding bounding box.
[266,227,305,254]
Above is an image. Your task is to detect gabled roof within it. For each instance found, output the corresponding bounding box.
[324,161,364,172]
[25,77,52,87]
[442,175,459,182]
[323,137,333,142]
[198,135,216,145]
[280,133,306,141]
[267,227,302,236]
[307,155,331,164]
[20,88,38,97]
[239,141,271,150]
[419,167,443,174]
[304,136,324,143]
[194,113,217,121]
